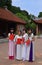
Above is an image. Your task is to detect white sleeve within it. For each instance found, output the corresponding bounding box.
[25,33,28,41]
[14,35,17,42]
[26,34,28,40]
[20,36,22,39]
[8,33,10,37]
[30,33,34,41]
[31,33,34,38]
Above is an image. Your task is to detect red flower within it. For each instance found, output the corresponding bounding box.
[26,39,30,46]
[16,38,22,44]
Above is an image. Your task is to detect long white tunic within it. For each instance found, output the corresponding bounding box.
[8,40,14,56]
[22,33,28,60]
[26,44,31,60]
[14,35,22,60]
[26,33,35,61]
[8,33,15,57]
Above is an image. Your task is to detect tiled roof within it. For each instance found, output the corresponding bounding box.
[0,8,26,24]
[33,19,42,24]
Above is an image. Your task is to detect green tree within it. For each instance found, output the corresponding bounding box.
[10,6,21,14]
[21,10,29,16]
[6,0,12,9]
[30,22,36,34]
[38,12,42,17]
[0,0,6,7]
[0,0,12,9]
[25,22,31,29]
[31,23,36,30]
[16,13,29,22]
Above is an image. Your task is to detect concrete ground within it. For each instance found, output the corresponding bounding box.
[0,38,42,65]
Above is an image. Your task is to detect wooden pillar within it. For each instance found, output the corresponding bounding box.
[36,24,38,35]
[38,24,40,34]
[16,24,19,31]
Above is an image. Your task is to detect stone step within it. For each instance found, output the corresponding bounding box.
[0,38,8,43]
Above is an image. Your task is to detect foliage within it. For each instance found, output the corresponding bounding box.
[0,0,6,7]
[9,6,21,14]
[0,0,12,9]
[30,22,36,30]
[16,13,29,22]
[38,12,42,17]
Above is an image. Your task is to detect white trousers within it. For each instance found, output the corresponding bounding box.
[26,45,31,60]
[16,44,22,60]
[8,40,15,56]
[22,43,35,61]
[22,44,27,60]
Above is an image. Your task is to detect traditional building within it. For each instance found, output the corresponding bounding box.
[33,18,42,34]
[0,8,26,37]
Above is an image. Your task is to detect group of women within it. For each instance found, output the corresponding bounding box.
[8,28,35,62]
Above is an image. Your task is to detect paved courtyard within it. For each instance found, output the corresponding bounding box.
[0,38,42,65]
